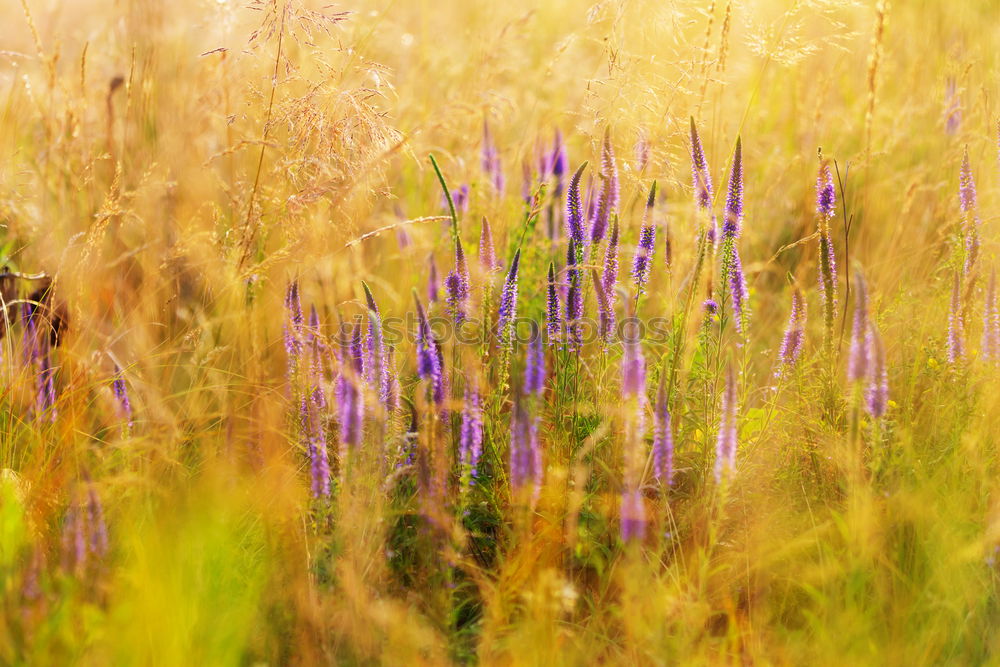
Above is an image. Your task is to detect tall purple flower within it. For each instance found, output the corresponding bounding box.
[590,129,619,245]
[284,281,304,381]
[714,364,738,485]
[690,117,717,244]
[847,269,870,383]
[566,162,588,246]
[551,129,568,197]
[652,379,673,485]
[445,237,471,323]
[524,325,546,395]
[621,336,646,398]
[722,138,744,239]
[947,271,965,364]
[565,240,584,349]
[510,399,542,504]
[362,282,391,409]
[306,396,331,496]
[335,319,364,449]
[112,364,133,429]
[479,217,500,272]
[620,487,645,543]
[865,323,888,419]
[959,147,980,277]
[460,383,484,481]
[817,162,838,350]
[414,292,444,404]
[482,119,504,194]
[631,182,657,297]
[598,218,620,342]
[982,268,1000,365]
[720,138,748,334]
[776,288,806,378]
[497,249,521,347]
[546,262,561,345]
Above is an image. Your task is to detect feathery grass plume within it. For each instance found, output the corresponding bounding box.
[524,323,546,395]
[459,382,483,483]
[497,249,521,348]
[551,129,568,197]
[546,262,561,345]
[566,162,588,246]
[847,268,870,383]
[427,254,440,303]
[445,236,471,323]
[959,147,980,277]
[479,217,499,272]
[714,363,738,485]
[631,182,657,297]
[865,323,888,419]
[690,117,717,244]
[414,291,444,404]
[509,398,542,505]
[590,129,619,245]
[982,268,1000,365]
[482,119,504,194]
[947,270,965,364]
[597,218,620,342]
[111,364,133,431]
[776,288,806,378]
[283,280,304,382]
[816,161,838,352]
[652,377,674,486]
[620,487,646,543]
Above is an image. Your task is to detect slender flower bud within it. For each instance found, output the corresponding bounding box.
[982,268,1000,365]
[306,396,331,496]
[689,117,713,212]
[361,282,388,408]
[722,233,749,336]
[947,270,965,364]
[284,281,304,381]
[565,240,584,349]
[631,182,657,297]
[722,138,743,240]
[775,288,806,378]
[847,269,870,383]
[459,383,484,481]
[566,162,588,246]
[445,237,471,323]
[497,250,521,347]
[714,364,738,485]
[112,364,133,429]
[524,324,546,395]
[865,323,888,419]
[546,262,561,345]
[590,129,619,245]
[652,379,673,485]
[479,217,499,272]
[414,292,444,404]
[817,162,838,351]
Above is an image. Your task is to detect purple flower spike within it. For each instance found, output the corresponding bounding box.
[482,119,504,194]
[959,148,980,277]
[284,281,304,380]
[546,262,561,345]
[621,336,646,398]
[414,292,444,404]
[566,162,588,246]
[112,365,132,426]
[723,236,748,336]
[722,137,743,240]
[590,129,619,245]
[362,282,389,408]
[479,217,500,272]
[982,269,1000,365]
[460,383,484,481]
[631,182,658,297]
[865,324,888,419]
[497,249,521,346]
[336,320,364,449]
[947,271,965,364]
[445,237,471,323]
[565,240,584,349]
[652,379,673,486]
[817,162,836,221]
[714,364,738,485]
[510,399,542,504]
[847,269,870,383]
[775,289,806,378]
[551,129,568,196]
[817,162,838,350]
[598,218,620,342]
[306,397,331,497]
[524,324,546,395]
[689,117,713,212]
[959,146,977,214]
[620,487,646,543]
